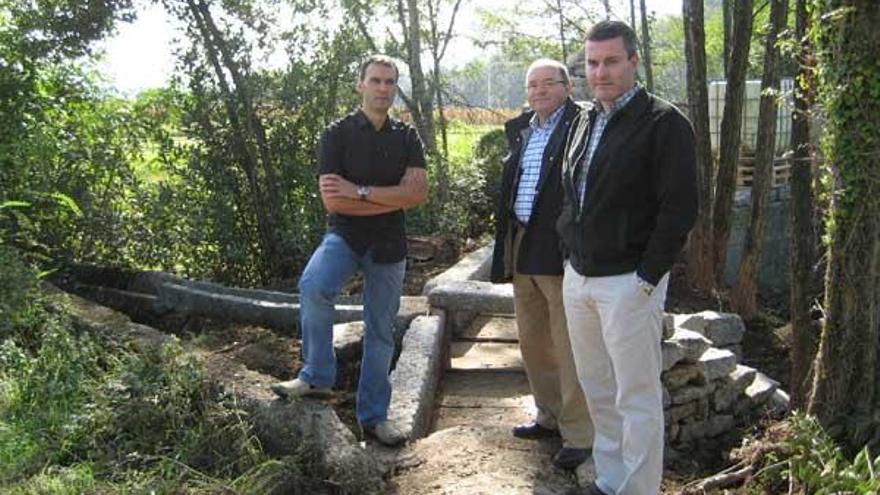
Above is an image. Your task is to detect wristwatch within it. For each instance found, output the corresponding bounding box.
[356,185,371,200]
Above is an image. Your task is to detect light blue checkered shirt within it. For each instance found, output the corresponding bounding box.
[514,104,566,223]
[577,86,640,206]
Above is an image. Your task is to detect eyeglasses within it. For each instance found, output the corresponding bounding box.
[526,80,567,91]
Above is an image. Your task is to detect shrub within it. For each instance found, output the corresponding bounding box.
[0,261,315,492]
[753,413,880,494]
[407,127,508,241]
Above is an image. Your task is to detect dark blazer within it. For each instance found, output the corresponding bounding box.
[556,89,698,286]
[491,98,581,283]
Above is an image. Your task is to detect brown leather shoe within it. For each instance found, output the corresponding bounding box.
[512,421,560,439]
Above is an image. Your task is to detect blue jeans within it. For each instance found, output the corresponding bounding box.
[297,232,405,427]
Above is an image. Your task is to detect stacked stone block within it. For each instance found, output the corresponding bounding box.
[661,311,782,447]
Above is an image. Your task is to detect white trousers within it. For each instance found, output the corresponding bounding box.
[562,263,668,495]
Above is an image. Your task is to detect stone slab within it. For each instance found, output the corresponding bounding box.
[767,388,791,417]
[422,243,494,295]
[670,383,716,406]
[662,341,685,371]
[744,372,779,406]
[435,371,533,431]
[428,280,515,316]
[151,282,425,337]
[669,328,713,363]
[449,342,523,371]
[461,315,519,342]
[153,282,307,334]
[663,313,676,339]
[333,321,365,362]
[663,363,705,390]
[713,365,757,412]
[678,414,735,443]
[699,348,738,381]
[676,311,746,347]
[72,284,160,321]
[389,314,447,441]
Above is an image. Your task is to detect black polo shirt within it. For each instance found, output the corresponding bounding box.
[319,109,427,263]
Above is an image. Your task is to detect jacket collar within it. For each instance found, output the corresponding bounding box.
[506,97,580,141]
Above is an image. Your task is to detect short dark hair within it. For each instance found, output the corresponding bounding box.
[586,20,640,58]
[358,54,399,82]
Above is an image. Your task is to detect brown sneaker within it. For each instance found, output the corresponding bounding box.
[270,378,332,399]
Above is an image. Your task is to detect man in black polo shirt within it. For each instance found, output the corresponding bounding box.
[272,54,428,447]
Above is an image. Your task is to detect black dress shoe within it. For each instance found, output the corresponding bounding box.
[565,482,608,495]
[552,446,591,469]
[511,421,560,439]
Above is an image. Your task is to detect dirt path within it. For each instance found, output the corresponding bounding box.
[387,315,592,494]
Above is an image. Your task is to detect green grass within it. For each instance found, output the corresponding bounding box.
[443,121,501,171]
[0,259,311,493]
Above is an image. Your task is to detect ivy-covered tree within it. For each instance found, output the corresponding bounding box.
[807,0,880,448]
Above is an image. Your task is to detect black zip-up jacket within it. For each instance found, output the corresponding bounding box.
[556,89,698,286]
[491,98,581,283]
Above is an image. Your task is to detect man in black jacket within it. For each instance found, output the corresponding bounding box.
[491,59,593,470]
[558,22,698,495]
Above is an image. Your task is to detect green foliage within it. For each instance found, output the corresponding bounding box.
[0,245,38,322]
[754,413,880,494]
[811,2,880,242]
[408,125,506,240]
[0,250,318,492]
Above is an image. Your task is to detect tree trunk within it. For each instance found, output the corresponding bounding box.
[630,0,637,32]
[711,0,754,286]
[722,0,732,75]
[730,0,788,320]
[426,0,462,206]
[187,0,281,280]
[683,0,716,291]
[400,0,436,154]
[789,0,817,410]
[557,0,568,62]
[638,0,654,92]
[192,0,285,275]
[808,0,880,441]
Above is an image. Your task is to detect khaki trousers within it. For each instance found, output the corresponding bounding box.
[512,230,593,448]
[562,264,669,495]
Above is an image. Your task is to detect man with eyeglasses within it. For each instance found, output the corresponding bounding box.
[271,54,428,448]
[558,21,697,495]
[491,58,594,471]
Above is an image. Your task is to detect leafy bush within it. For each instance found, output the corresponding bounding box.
[407,127,507,240]
[754,413,880,494]
[0,244,38,324]
[0,252,323,492]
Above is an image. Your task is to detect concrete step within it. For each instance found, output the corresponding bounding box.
[449,342,523,372]
[458,314,519,343]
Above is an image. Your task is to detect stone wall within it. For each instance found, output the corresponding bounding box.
[662,311,786,450]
